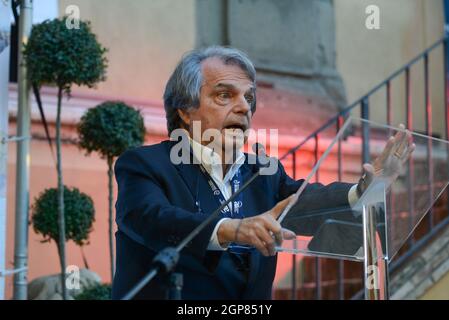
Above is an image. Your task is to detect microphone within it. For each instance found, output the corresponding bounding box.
[252,142,264,155]
[251,142,276,177]
[121,143,269,300]
[252,142,267,161]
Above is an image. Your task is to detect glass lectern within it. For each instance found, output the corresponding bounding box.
[276,117,449,300]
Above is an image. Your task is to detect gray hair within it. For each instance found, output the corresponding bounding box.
[163,46,256,135]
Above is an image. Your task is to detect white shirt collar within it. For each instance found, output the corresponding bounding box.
[187,135,245,183]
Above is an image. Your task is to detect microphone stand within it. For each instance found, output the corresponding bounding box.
[121,146,269,300]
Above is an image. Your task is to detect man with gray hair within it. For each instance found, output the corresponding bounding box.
[112,46,414,299]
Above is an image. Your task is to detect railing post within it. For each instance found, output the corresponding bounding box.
[405,67,415,246]
[337,116,343,182]
[385,81,396,253]
[424,53,434,230]
[291,152,297,300]
[444,0,449,137]
[361,98,370,164]
[314,135,320,182]
[444,36,449,221]
[386,81,392,128]
[336,116,345,300]
[314,135,322,300]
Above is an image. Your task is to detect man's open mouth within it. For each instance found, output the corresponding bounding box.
[223,124,246,131]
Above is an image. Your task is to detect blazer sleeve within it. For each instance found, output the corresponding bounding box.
[276,160,357,236]
[114,149,222,261]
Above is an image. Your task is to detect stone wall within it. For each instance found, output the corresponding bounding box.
[197,0,347,112]
[390,199,449,299]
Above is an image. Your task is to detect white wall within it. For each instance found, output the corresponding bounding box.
[335,0,445,136]
[58,0,196,105]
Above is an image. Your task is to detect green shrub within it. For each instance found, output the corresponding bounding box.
[77,101,145,281]
[78,101,146,159]
[31,186,95,246]
[24,17,107,94]
[74,283,112,300]
[25,16,107,300]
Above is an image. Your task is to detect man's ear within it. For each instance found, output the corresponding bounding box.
[177,109,191,128]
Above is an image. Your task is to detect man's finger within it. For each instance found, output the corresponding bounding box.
[256,228,276,256]
[390,128,412,165]
[273,231,283,247]
[393,125,406,143]
[391,126,406,153]
[379,136,395,161]
[253,237,269,257]
[282,228,296,240]
[401,143,416,163]
[363,163,374,176]
[269,194,295,219]
[396,130,409,154]
[392,126,409,157]
[261,216,283,245]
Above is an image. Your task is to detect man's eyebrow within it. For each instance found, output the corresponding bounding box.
[213,83,256,92]
[213,83,236,90]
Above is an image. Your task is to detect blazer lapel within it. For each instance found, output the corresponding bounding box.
[175,161,200,204]
[239,161,263,289]
[170,141,225,273]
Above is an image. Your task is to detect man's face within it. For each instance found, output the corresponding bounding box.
[178,57,255,158]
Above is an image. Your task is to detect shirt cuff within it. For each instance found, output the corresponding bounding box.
[348,184,359,208]
[207,218,231,251]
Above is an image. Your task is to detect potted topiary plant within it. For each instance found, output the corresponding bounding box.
[24,17,107,299]
[30,186,96,299]
[77,101,145,281]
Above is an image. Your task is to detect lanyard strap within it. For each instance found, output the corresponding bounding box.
[197,164,244,219]
[198,164,254,254]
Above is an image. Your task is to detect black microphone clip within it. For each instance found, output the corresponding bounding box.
[252,143,274,175]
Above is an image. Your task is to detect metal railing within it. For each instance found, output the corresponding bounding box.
[278,36,449,300]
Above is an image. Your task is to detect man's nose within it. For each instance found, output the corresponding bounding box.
[232,95,251,115]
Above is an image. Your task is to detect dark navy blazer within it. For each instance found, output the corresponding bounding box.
[111,140,353,300]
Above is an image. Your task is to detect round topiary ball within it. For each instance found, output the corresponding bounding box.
[23,17,107,93]
[77,101,146,160]
[31,186,95,246]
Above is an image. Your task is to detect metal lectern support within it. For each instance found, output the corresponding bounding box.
[360,179,389,300]
[362,203,389,300]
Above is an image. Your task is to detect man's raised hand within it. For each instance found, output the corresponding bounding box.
[358,124,416,195]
